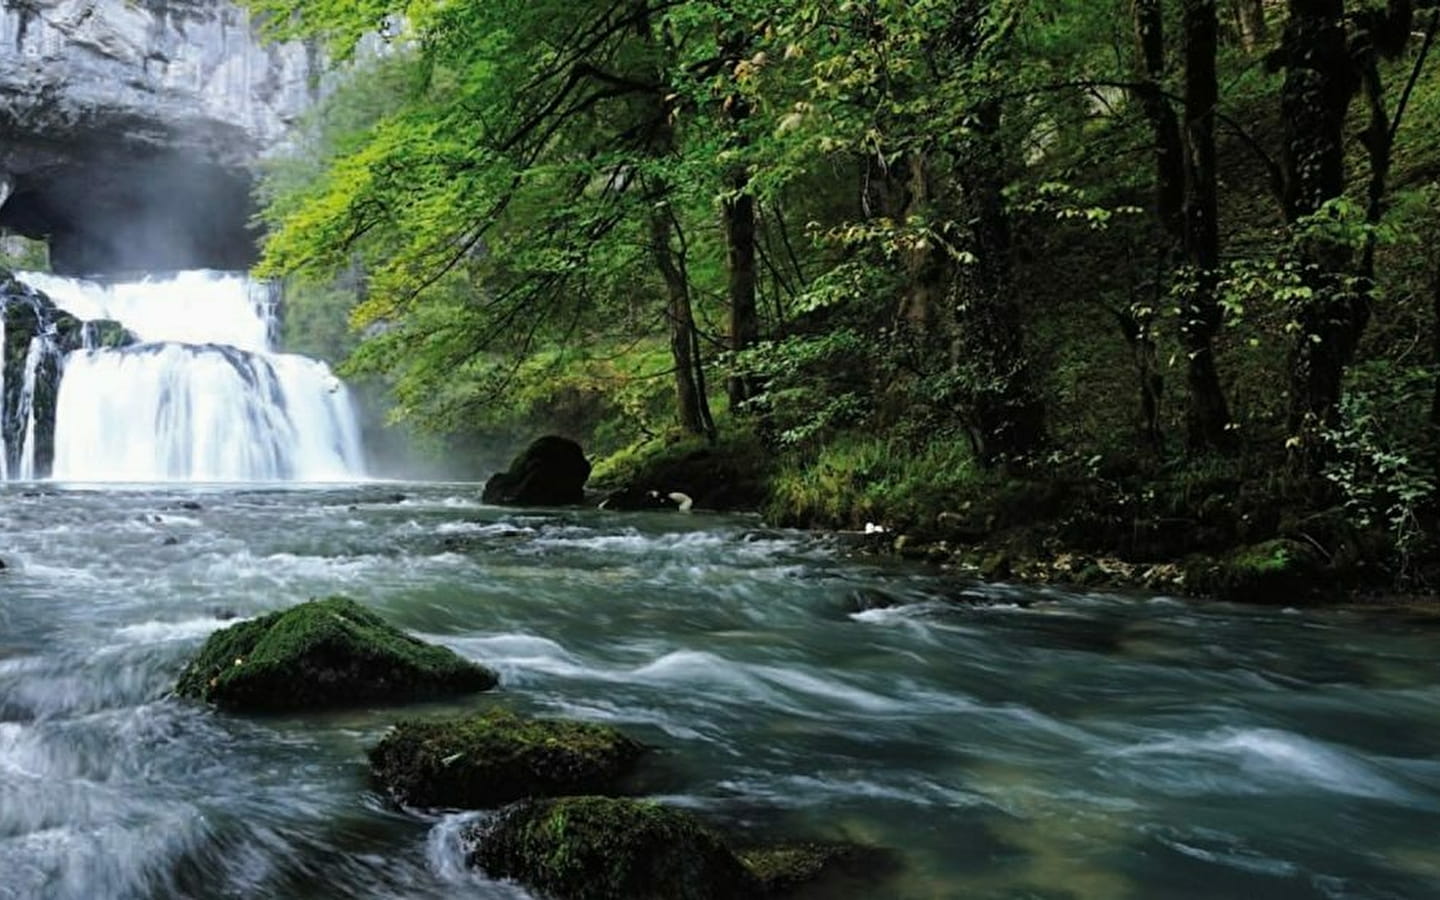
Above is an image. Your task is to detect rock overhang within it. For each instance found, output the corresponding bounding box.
[0,0,316,275]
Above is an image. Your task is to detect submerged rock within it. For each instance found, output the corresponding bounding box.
[369,709,646,808]
[467,797,754,900]
[174,596,497,711]
[482,436,591,507]
[737,841,896,896]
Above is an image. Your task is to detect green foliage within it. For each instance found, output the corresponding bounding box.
[1323,364,1438,566]
[765,433,978,530]
[0,234,49,271]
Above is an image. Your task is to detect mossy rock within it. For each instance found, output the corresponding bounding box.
[174,596,498,711]
[468,796,755,900]
[1187,539,1330,604]
[368,709,646,808]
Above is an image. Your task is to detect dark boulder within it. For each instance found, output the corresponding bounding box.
[482,436,591,507]
[369,708,646,808]
[174,596,498,711]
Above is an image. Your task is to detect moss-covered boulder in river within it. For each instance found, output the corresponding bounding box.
[467,796,891,899]
[467,796,755,900]
[369,709,646,808]
[174,596,497,711]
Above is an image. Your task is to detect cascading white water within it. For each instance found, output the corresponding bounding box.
[16,335,57,480]
[18,270,365,482]
[18,270,276,352]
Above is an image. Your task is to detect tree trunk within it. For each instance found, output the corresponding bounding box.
[650,204,713,439]
[1236,0,1267,50]
[1126,0,1184,452]
[1181,0,1233,451]
[722,94,761,411]
[900,153,950,335]
[950,101,1046,465]
[1133,0,1187,245]
[1280,0,1358,453]
[1115,300,1165,453]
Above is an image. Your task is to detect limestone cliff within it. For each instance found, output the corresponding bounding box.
[0,0,317,273]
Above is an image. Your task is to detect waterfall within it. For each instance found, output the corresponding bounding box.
[16,335,58,480]
[7,270,365,483]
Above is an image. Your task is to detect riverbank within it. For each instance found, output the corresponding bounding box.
[592,428,1439,607]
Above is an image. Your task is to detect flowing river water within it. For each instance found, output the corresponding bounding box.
[2,483,1439,899]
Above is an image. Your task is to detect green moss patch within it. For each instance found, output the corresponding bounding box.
[467,797,754,900]
[174,596,497,711]
[369,709,646,808]
[1186,539,1330,604]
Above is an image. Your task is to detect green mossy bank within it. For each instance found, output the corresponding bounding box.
[369,709,646,808]
[174,596,497,711]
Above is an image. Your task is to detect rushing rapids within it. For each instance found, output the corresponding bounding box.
[2,486,1440,898]
[0,270,363,482]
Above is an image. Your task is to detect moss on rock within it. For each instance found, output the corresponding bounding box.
[369,709,645,808]
[174,596,497,711]
[1186,538,1330,604]
[467,796,755,900]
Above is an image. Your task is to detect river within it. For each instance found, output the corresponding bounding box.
[1,483,1438,899]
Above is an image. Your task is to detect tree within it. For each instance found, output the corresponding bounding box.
[1277,0,1433,462]
[1179,0,1232,451]
[1129,0,1185,451]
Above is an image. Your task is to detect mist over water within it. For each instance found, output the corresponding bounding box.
[14,270,365,483]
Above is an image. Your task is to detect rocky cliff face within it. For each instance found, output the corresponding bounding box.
[0,0,317,274]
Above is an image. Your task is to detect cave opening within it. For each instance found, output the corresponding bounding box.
[0,152,259,277]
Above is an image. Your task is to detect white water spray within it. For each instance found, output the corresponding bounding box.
[18,270,365,482]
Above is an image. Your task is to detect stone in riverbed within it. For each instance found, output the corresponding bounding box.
[466,796,892,900]
[482,435,591,506]
[368,709,646,808]
[174,596,497,711]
